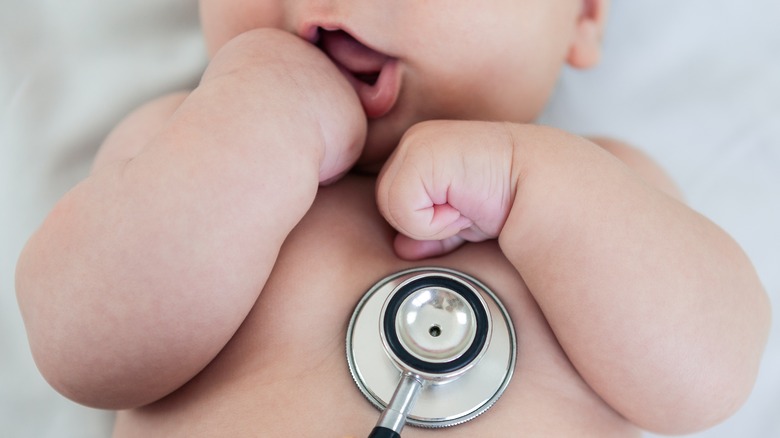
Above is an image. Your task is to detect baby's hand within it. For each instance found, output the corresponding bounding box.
[200,28,367,183]
[376,120,518,259]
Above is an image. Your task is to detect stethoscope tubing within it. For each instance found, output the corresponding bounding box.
[369,373,422,437]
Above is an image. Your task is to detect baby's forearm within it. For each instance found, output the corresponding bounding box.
[498,126,770,434]
[378,121,769,432]
[15,29,364,409]
[16,82,321,409]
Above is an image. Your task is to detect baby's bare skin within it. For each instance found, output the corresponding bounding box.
[16,4,771,436]
[113,175,638,437]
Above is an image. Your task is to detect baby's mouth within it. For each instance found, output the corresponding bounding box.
[315,28,401,119]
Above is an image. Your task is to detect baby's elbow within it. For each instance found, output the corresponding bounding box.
[27,333,167,410]
[38,362,129,410]
[21,296,201,411]
[17,254,145,409]
[651,283,773,434]
[626,351,763,435]
[18,286,168,410]
[33,338,183,410]
[630,280,770,434]
[652,378,753,435]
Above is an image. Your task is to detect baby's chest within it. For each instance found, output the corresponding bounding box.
[245,176,527,360]
[124,177,634,437]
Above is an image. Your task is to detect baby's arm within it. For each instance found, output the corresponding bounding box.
[15,29,365,409]
[376,121,770,434]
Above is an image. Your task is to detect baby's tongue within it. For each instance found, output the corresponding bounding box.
[319,30,388,78]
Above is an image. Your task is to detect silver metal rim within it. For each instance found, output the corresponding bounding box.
[346,267,517,428]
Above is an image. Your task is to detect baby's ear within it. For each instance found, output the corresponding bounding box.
[566,0,608,69]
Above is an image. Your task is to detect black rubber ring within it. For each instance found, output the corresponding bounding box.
[382,276,489,375]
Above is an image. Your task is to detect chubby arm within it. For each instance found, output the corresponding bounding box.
[15,29,365,409]
[376,121,770,434]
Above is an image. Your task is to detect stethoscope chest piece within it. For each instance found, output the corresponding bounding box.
[347,267,517,432]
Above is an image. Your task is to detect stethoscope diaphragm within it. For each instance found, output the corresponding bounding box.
[346,267,517,435]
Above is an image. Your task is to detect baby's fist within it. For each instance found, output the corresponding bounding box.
[376,121,518,259]
[202,28,367,183]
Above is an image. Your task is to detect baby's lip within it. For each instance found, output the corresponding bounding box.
[316,28,401,119]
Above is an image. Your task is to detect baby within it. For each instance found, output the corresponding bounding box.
[16,0,771,436]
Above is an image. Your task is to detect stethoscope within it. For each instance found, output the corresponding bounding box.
[346,267,517,437]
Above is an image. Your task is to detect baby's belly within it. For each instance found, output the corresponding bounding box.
[113,176,637,437]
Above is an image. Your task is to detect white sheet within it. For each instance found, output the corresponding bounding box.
[1,1,778,436]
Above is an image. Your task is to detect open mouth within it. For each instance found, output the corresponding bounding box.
[314,28,401,119]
